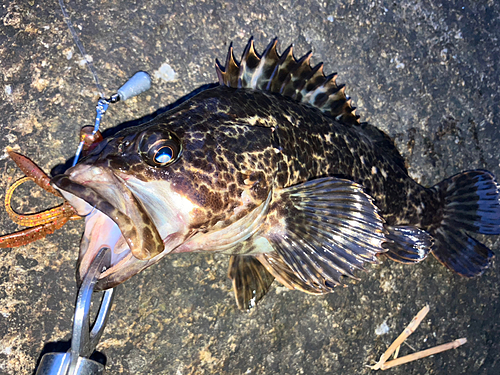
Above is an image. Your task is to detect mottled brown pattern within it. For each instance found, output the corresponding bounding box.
[73,82,444,250]
[51,39,499,301]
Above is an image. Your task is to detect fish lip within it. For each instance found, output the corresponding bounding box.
[51,172,164,261]
[52,174,123,219]
[51,167,193,290]
[51,172,162,290]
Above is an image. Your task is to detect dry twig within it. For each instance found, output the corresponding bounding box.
[369,305,467,371]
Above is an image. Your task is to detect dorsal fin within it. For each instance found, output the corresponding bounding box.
[358,122,408,173]
[216,38,360,125]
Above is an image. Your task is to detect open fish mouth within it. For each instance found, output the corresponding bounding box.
[51,165,181,290]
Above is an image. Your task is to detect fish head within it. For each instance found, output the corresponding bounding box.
[51,90,278,290]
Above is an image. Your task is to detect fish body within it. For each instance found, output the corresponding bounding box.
[51,39,500,310]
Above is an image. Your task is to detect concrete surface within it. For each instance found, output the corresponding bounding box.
[1,0,499,374]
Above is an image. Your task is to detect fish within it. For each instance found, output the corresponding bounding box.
[46,38,500,310]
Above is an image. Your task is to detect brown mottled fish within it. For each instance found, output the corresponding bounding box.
[51,39,500,310]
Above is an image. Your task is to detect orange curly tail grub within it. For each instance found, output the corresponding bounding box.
[0,217,70,248]
[0,149,81,248]
[6,147,61,196]
[4,177,79,227]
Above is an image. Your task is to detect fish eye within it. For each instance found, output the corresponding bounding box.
[139,130,182,167]
[154,146,174,164]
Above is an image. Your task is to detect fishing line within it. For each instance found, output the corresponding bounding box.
[58,0,151,166]
[59,0,106,98]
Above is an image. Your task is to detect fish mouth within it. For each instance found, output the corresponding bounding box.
[51,165,184,290]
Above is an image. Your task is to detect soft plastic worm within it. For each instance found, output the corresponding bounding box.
[4,176,78,227]
[6,148,61,197]
[0,217,70,248]
[0,149,80,248]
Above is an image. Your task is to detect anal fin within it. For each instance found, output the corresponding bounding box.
[383,225,432,264]
[228,255,275,311]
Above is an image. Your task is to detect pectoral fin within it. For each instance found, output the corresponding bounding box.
[263,177,387,293]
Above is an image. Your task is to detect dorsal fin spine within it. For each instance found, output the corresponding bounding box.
[215,59,224,85]
[238,38,254,88]
[299,63,325,100]
[217,39,360,125]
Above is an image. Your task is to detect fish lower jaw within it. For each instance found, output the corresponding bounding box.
[79,209,131,283]
[79,208,187,290]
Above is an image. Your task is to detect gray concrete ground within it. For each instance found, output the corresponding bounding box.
[1,0,500,373]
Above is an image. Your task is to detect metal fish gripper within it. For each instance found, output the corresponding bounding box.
[35,248,115,375]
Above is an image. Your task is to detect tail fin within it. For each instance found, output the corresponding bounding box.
[430,170,500,277]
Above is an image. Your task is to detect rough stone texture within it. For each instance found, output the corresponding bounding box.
[1,0,499,374]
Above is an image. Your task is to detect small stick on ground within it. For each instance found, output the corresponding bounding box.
[378,338,467,370]
[368,305,467,371]
[370,305,429,370]
[393,345,400,360]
